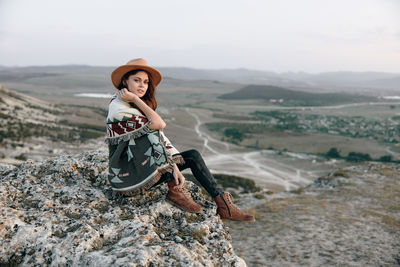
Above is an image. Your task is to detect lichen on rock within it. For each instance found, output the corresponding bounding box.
[0,149,246,266]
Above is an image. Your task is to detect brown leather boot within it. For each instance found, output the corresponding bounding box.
[214,192,255,221]
[167,181,203,213]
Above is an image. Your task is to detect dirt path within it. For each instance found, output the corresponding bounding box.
[183,108,336,191]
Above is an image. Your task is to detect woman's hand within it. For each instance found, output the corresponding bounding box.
[172,163,185,189]
[117,88,166,130]
[117,88,138,102]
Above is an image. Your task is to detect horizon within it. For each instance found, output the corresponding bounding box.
[0,63,399,75]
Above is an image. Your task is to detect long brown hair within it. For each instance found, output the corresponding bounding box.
[117,69,158,111]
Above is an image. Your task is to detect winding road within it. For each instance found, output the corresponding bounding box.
[184,108,327,191]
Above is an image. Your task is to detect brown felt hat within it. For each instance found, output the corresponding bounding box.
[111,58,162,89]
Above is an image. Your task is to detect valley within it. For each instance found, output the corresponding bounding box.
[1,66,399,190]
[0,66,399,266]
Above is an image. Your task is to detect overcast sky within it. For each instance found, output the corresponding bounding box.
[0,0,399,73]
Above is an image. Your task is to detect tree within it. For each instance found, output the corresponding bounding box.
[326,147,341,158]
[346,152,371,162]
[223,128,244,142]
[379,155,392,162]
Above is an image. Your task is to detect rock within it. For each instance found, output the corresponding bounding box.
[0,162,14,173]
[175,236,183,243]
[0,149,246,266]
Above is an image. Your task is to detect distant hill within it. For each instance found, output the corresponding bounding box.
[218,85,377,106]
[0,83,61,124]
[0,65,398,91]
[282,71,400,89]
[0,84,105,163]
[367,76,400,89]
[0,65,114,75]
[157,67,303,87]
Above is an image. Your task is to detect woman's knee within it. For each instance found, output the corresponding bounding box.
[183,149,202,161]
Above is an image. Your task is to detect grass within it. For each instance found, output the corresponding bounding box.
[218,84,376,106]
[59,120,105,132]
[212,113,258,121]
[332,170,350,178]
[185,173,261,193]
[0,117,104,144]
[59,104,108,118]
[204,108,400,162]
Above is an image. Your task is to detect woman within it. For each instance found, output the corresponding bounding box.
[106,58,254,221]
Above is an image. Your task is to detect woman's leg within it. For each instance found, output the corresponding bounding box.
[174,149,255,221]
[177,149,222,198]
[151,172,173,188]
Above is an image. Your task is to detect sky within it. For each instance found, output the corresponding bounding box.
[0,0,399,73]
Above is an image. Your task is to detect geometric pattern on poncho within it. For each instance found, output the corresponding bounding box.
[106,115,148,138]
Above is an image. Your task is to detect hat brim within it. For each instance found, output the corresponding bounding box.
[111,64,162,89]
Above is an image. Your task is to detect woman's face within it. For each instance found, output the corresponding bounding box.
[125,71,149,98]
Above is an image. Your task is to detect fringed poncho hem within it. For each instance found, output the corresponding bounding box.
[111,154,185,196]
[105,121,152,145]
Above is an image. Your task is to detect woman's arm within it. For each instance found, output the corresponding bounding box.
[172,163,185,189]
[118,88,166,130]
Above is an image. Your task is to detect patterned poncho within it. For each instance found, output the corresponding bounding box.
[105,95,184,195]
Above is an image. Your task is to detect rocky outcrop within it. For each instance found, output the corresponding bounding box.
[0,150,246,266]
[227,163,400,266]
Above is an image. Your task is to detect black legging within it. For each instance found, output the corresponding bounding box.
[154,149,222,198]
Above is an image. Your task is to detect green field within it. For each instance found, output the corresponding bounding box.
[218,84,377,106]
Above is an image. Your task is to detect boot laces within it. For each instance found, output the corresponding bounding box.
[226,193,233,204]
[225,193,239,210]
[177,187,192,199]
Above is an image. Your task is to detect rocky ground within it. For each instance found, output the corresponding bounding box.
[0,149,246,266]
[0,84,106,165]
[1,116,399,266]
[228,163,400,266]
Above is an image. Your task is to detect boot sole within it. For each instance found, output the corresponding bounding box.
[221,218,256,222]
[166,199,203,213]
[219,216,256,222]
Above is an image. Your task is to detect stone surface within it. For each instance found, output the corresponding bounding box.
[0,150,246,266]
[228,163,400,266]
